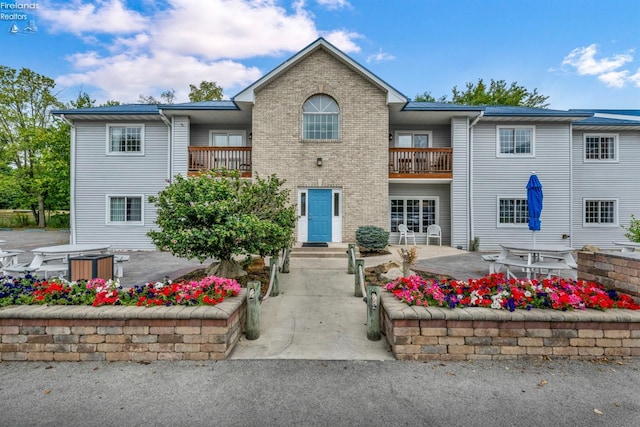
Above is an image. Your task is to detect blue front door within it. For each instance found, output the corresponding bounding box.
[308,189,332,242]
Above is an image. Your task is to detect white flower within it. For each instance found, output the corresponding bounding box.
[524,290,532,298]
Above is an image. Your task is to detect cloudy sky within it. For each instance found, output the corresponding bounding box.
[3,0,639,109]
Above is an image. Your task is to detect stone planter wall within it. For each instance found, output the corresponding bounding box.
[0,290,246,362]
[381,293,640,361]
[577,251,640,299]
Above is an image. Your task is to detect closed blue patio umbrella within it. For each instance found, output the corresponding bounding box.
[526,172,543,244]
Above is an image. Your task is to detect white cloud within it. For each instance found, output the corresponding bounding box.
[45,0,363,101]
[561,44,636,88]
[629,70,640,88]
[38,0,149,34]
[366,49,395,63]
[316,0,350,10]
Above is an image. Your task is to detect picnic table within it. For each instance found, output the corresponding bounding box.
[488,243,577,280]
[613,241,640,253]
[3,243,111,279]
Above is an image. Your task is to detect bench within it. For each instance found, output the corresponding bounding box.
[114,255,130,278]
[494,257,576,280]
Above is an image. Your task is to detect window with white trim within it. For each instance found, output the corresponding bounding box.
[302,95,339,140]
[209,130,246,147]
[584,134,618,162]
[108,196,143,224]
[390,197,438,233]
[107,124,144,154]
[498,198,529,226]
[584,199,617,226]
[393,131,431,148]
[497,126,534,156]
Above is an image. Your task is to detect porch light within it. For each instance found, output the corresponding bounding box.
[248,132,252,139]
[389,133,393,141]
[316,157,323,167]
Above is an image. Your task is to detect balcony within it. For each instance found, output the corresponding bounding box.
[188,147,252,177]
[389,148,453,179]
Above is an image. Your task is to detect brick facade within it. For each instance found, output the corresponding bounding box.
[381,293,640,361]
[578,251,640,298]
[252,48,389,242]
[0,292,246,361]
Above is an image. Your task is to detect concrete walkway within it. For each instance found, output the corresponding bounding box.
[231,257,394,360]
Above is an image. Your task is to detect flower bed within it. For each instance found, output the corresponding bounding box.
[0,275,246,362]
[384,274,640,311]
[381,274,640,361]
[0,275,241,307]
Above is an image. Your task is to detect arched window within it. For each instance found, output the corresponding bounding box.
[302,95,339,140]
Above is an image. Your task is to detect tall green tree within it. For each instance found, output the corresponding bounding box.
[188,81,224,102]
[415,78,549,108]
[0,66,68,227]
[147,171,296,278]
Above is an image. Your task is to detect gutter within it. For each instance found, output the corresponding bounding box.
[468,111,484,249]
[158,109,172,182]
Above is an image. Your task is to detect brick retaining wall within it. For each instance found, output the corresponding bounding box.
[381,293,640,361]
[0,290,246,361]
[578,251,640,299]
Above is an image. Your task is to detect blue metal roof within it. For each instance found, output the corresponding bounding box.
[570,109,640,117]
[161,100,239,110]
[575,116,640,126]
[403,101,484,111]
[52,104,160,115]
[483,106,592,117]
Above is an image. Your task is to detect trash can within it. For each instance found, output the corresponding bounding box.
[69,254,114,282]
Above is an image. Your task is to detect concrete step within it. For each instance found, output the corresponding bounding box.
[289,247,350,258]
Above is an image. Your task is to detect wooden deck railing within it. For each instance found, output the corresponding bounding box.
[187,146,452,179]
[188,147,252,177]
[389,148,453,178]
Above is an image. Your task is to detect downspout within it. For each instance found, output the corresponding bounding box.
[57,114,77,244]
[468,111,484,250]
[158,109,172,181]
[569,122,573,248]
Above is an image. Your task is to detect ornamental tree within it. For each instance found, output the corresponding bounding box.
[147,171,297,278]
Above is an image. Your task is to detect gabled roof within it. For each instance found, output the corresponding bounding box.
[233,37,408,104]
[570,109,640,117]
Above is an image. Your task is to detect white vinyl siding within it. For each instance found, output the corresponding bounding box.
[106,124,144,155]
[583,199,617,227]
[107,195,143,224]
[496,125,535,157]
[498,198,528,226]
[75,121,168,249]
[584,134,618,162]
[473,122,571,250]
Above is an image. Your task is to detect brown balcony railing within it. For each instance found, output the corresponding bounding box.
[188,147,252,177]
[389,148,453,178]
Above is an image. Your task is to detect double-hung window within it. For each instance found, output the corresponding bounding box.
[584,134,618,162]
[107,124,144,154]
[108,196,143,224]
[498,198,528,226]
[584,199,617,226]
[302,95,339,140]
[497,126,534,157]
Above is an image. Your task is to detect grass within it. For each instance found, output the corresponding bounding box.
[0,210,69,229]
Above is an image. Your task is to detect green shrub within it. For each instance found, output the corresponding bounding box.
[48,213,70,229]
[356,225,389,252]
[623,215,640,243]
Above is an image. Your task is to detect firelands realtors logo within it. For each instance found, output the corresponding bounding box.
[1,2,38,34]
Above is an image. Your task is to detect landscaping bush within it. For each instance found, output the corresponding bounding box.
[623,214,640,243]
[356,225,389,252]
